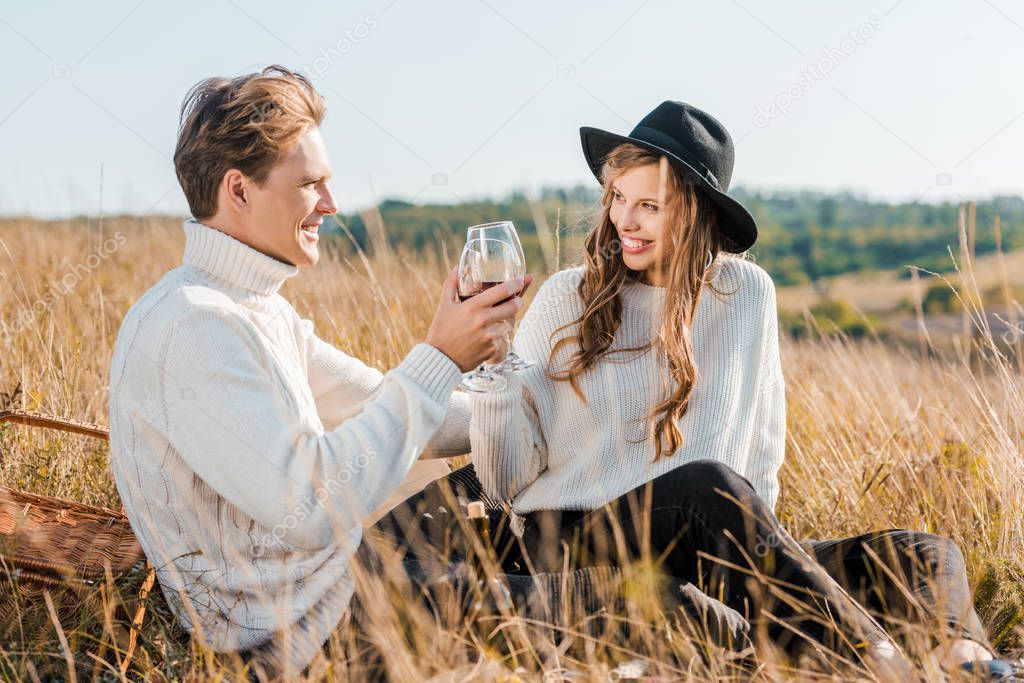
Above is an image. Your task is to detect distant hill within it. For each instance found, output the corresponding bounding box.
[332,187,1024,285]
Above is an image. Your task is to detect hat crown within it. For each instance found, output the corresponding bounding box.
[630,101,735,192]
[578,99,757,252]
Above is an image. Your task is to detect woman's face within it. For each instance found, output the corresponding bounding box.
[608,163,673,284]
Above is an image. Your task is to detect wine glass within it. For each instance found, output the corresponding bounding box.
[457,237,523,393]
[465,222,534,372]
[467,221,522,251]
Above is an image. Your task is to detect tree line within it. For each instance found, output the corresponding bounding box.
[326,187,1024,285]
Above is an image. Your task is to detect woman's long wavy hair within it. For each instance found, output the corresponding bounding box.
[547,143,742,461]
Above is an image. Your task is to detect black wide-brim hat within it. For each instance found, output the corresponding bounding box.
[580,100,757,253]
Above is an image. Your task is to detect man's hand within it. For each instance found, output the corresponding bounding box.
[426,270,533,373]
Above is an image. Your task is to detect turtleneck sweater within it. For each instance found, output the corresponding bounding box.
[108,219,465,674]
[469,257,786,518]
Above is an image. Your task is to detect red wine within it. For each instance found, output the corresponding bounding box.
[459,280,522,304]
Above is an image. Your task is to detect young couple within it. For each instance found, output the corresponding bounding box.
[109,65,1007,680]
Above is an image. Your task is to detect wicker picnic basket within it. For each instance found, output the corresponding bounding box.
[0,408,154,675]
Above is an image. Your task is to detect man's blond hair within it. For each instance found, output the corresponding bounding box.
[173,65,326,219]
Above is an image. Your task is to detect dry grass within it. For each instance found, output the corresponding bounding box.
[0,215,1023,680]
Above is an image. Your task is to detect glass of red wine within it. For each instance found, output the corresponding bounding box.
[457,237,523,393]
[465,221,534,373]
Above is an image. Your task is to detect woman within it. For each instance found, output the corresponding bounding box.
[379,101,1007,678]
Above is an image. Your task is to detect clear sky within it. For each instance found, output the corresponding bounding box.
[1,0,1023,218]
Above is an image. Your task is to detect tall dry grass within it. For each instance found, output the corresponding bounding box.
[0,215,1022,680]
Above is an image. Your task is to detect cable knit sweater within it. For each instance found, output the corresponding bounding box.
[108,219,467,674]
[470,257,786,516]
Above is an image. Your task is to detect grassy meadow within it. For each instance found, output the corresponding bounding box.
[0,215,1022,681]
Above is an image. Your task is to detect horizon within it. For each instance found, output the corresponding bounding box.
[4,182,1023,223]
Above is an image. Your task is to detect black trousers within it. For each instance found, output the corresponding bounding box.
[372,460,990,660]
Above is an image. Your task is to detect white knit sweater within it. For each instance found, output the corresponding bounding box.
[470,257,786,516]
[108,219,467,673]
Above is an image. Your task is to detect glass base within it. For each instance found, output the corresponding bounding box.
[492,352,534,373]
[460,370,507,393]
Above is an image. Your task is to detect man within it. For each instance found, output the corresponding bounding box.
[108,65,526,676]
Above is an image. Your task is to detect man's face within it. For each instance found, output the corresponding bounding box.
[243,126,337,267]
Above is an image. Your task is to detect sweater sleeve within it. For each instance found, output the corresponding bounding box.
[469,274,567,501]
[746,378,785,512]
[303,319,469,458]
[743,277,786,511]
[470,369,548,501]
[302,319,387,430]
[422,390,471,458]
[160,309,461,551]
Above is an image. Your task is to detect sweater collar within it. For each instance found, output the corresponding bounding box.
[182,219,298,296]
[620,276,667,309]
[619,259,724,309]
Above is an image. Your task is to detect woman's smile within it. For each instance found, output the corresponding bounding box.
[620,235,654,254]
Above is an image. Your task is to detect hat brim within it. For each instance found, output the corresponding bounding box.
[580,127,757,253]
